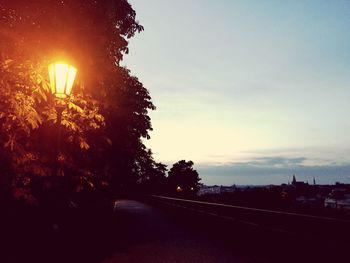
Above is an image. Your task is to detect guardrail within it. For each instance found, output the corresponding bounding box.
[149,195,350,242]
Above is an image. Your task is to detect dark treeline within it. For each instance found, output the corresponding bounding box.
[0,2,202,261]
[140,160,202,197]
[197,183,350,219]
[0,0,203,211]
[0,0,150,208]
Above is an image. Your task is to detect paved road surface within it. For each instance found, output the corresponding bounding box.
[103,199,249,263]
[3,199,345,263]
[102,199,348,263]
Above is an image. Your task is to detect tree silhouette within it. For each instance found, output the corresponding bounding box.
[167,160,201,196]
[139,153,168,194]
[0,0,160,206]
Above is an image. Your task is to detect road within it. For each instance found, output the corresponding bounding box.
[104,199,348,263]
[104,199,249,263]
[2,199,346,263]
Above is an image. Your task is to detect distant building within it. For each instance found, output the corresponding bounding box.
[197,185,221,195]
[198,185,236,195]
[324,188,350,210]
[291,174,308,188]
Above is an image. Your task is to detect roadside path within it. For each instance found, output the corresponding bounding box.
[103,199,248,263]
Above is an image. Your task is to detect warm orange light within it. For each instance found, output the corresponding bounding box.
[176,186,183,192]
[48,62,77,98]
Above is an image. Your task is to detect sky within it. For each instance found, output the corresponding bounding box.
[123,0,350,185]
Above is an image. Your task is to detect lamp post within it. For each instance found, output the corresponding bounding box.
[48,62,77,177]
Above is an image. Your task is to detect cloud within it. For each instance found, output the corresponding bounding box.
[239,156,307,167]
[196,157,350,185]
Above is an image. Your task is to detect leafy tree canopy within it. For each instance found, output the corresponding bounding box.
[168,160,201,195]
[0,0,161,205]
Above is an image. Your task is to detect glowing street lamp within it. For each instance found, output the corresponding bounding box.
[48,61,77,178]
[48,62,77,98]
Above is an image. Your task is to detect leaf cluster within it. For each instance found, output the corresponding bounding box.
[0,1,162,205]
[168,160,202,194]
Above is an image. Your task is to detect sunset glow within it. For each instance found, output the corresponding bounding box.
[126,0,350,184]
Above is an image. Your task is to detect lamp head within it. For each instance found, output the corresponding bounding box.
[48,62,77,98]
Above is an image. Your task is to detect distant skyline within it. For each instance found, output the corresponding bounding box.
[124,0,350,185]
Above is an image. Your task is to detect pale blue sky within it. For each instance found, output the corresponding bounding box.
[124,0,350,185]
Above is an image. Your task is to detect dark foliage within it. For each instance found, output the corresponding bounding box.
[167,160,201,196]
[0,0,164,206]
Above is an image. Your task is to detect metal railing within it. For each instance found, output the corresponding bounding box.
[150,195,350,241]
